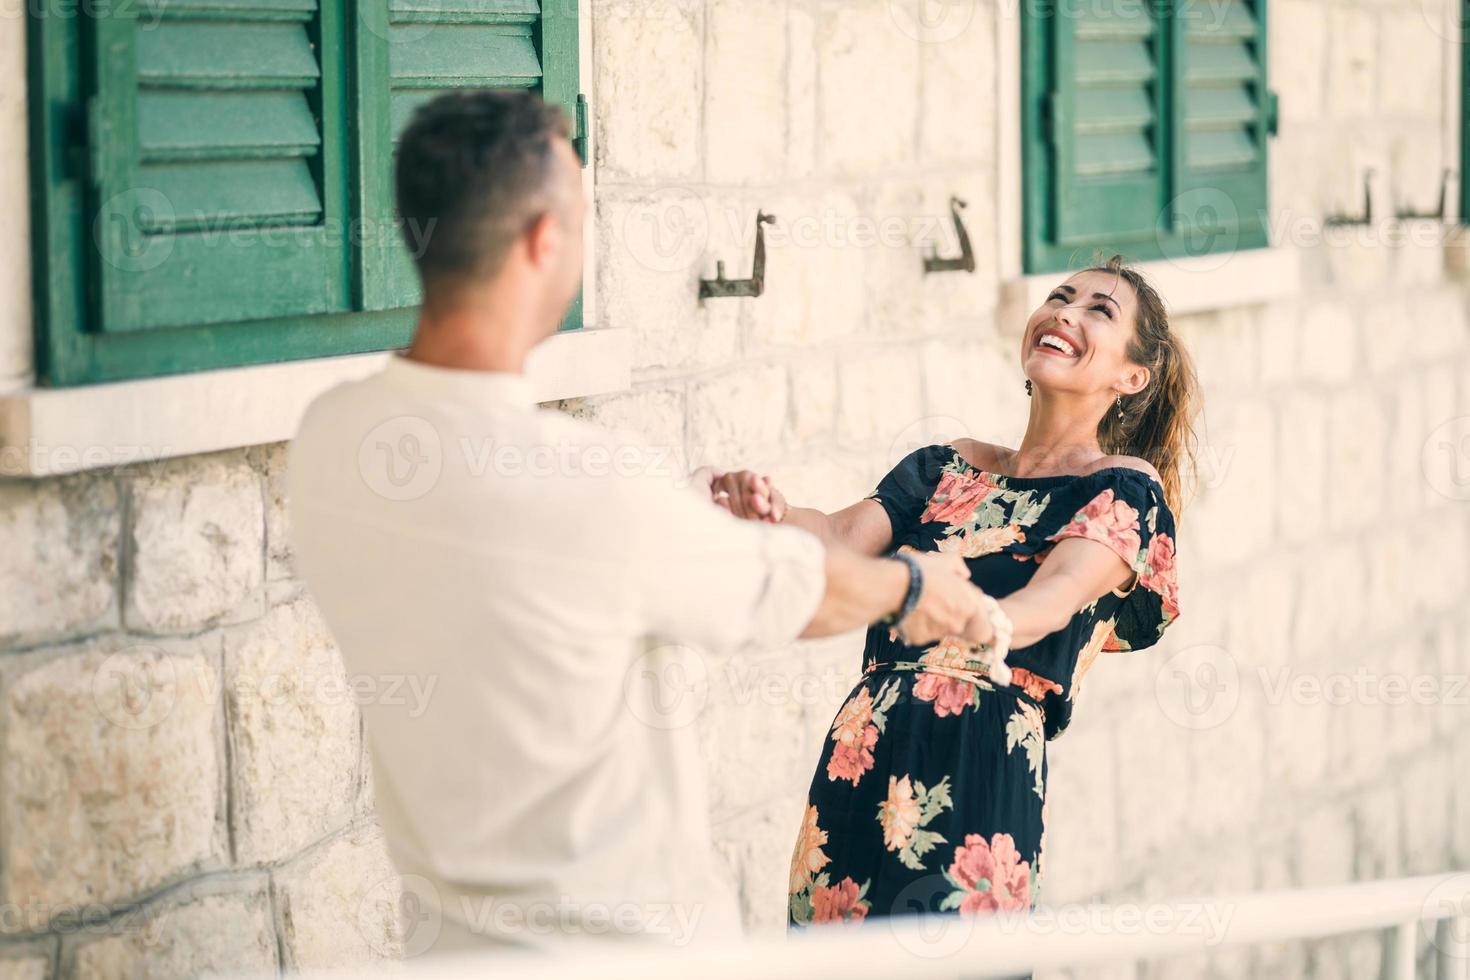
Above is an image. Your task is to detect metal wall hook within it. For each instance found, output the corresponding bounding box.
[1394,168,1456,221]
[699,211,777,301]
[1325,169,1374,227]
[923,196,976,275]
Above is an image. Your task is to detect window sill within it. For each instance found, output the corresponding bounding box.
[0,328,633,478]
[999,246,1302,336]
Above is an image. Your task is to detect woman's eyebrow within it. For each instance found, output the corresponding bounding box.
[1093,292,1121,313]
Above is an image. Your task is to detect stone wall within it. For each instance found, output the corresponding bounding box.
[3,0,1470,977]
[0,448,403,977]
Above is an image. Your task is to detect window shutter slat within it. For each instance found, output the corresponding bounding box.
[139,91,321,160]
[1173,0,1269,245]
[89,2,348,333]
[357,0,581,316]
[1050,0,1166,248]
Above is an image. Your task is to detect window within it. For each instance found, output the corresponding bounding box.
[1021,0,1276,274]
[28,0,584,386]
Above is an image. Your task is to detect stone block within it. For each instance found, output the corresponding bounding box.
[593,0,702,180]
[816,0,918,176]
[1296,302,1359,384]
[918,0,995,165]
[594,188,741,373]
[67,878,276,980]
[705,0,787,184]
[271,825,402,971]
[224,600,360,866]
[835,346,924,452]
[747,189,869,351]
[0,474,119,649]
[248,443,292,582]
[0,640,224,913]
[124,453,264,635]
[1273,0,1327,122]
[788,355,839,444]
[1327,7,1377,118]
[1324,388,1387,531]
[686,363,790,472]
[1274,392,1328,545]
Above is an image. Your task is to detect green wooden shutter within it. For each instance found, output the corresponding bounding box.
[1170,0,1270,249]
[88,0,349,333]
[354,0,583,314]
[1049,0,1167,248]
[1023,0,1272,273]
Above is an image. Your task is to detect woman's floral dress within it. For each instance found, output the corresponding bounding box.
[788,444,1182,925]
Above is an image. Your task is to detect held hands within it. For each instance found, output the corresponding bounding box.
[694,468,788,523]
[892,549,985,647]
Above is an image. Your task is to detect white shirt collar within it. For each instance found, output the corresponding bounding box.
[380,353,535,410]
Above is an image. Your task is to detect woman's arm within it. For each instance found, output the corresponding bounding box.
[701,469,895,556]
[964,535,1138,649]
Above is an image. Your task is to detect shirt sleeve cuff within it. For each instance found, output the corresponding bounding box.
[746,523,827,649]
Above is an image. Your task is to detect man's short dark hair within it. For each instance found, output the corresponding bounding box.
[395,90,571,292]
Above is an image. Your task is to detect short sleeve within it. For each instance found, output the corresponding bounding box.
[864,445,948,543]
[1043,470,1181,651]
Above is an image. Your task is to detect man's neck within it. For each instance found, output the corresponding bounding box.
[405,297,545,375]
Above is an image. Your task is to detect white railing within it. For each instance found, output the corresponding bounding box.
[297,873,1470,980]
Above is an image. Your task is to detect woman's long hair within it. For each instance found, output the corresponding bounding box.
[1086,254,1201,519]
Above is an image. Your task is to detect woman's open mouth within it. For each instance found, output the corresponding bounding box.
[1034,328,1081,359]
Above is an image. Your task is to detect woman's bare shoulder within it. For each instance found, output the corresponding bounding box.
[1088,453,1163,484]
[949,438,1012,471]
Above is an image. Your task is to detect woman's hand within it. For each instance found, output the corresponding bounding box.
[892,551,986,646]
[961,601,997,648]
[703,469,788,523]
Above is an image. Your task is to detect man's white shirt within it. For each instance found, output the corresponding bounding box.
[287,354,826,953]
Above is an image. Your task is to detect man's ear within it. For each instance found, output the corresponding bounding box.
[525,211,560,269]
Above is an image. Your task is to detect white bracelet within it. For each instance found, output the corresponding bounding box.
[971,594,1014,686]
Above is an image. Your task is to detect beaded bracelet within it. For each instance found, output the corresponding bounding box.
[880,551,924,632]
[970,593,1015,686]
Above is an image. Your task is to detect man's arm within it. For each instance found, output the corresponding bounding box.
[801,545,978,643]
[632,472,979,654]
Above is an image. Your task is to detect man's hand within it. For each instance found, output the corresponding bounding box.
[894,551,982,646]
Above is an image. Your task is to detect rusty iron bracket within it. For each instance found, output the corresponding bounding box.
[923,196,976,275]
[1326,169,1374,227]
[699,211,777,301]
[1395,168,1455,221]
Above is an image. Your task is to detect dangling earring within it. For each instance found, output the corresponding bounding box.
[1025,379,1033,397]
[1115,395,1124,421]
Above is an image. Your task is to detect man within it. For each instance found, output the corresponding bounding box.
[288,91,982,955]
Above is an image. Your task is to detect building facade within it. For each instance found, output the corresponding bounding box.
[2,0,1469,976]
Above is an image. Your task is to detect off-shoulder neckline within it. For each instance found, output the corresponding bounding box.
[943,447,1164,494]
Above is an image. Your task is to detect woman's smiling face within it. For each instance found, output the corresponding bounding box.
[1021,268,1142,395]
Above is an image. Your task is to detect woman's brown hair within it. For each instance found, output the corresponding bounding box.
[1086,254,1201,519]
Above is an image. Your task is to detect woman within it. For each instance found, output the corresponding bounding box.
[710,256,1197,924]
